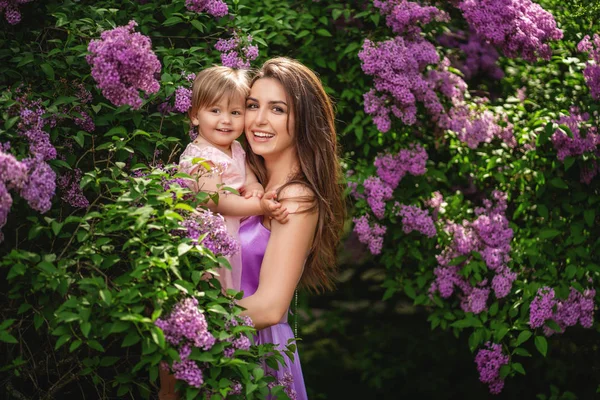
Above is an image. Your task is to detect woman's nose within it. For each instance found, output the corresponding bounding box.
[256,108,268,125]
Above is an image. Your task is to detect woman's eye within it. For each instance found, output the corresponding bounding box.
[273,106,284,113]
[246,103,258,109]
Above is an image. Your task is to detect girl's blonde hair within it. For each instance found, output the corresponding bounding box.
[188,66,250,120]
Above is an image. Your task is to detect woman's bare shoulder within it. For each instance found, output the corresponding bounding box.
[277,183,317,214]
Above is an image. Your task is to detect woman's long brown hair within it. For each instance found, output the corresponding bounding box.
[245,57,345,293]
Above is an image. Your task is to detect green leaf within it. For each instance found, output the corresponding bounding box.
[122,331,141,347]
[74,131,86,148]
[535,336,548,357]
[177,243,193,256]
[80,321,91,338]
[0,331,18,344]
[69,339,82,352]
[151,327,165,348]
[316,28,332,37]
[584,209,595,227]
[515,330,532,346]
[88,340,105,352]
[40,63,55,80]
[539,229,561,239]
[0,319,16,331]
[190,20,204,32]
[163,16,182,26]
[55,334,70,350]
[512,362,526,375]
[549,178,568,189]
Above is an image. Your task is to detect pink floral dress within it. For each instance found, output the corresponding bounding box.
[179,140,246,291]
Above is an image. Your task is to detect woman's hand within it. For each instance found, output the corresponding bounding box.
[261,190,289,224]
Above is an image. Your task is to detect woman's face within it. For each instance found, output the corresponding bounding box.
[245,78,295,158]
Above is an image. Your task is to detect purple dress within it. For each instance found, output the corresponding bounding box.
[239,215,308,400]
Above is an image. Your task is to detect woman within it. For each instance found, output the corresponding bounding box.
[159,57,344,399]
[237,56,345,398]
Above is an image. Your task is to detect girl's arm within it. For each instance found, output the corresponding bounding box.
[241,161,264,199]
[237,185,318,329]
[195,163,264,216]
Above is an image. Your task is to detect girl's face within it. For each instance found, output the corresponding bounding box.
[245,78,295,158]
[192,94,245,151]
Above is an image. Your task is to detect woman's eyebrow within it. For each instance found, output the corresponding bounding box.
[246,96,287,106]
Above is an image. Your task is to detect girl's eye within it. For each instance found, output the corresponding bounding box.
[211,108,220,113]
[232,110,242,115]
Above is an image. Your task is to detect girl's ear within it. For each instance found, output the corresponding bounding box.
[191,116,199,126]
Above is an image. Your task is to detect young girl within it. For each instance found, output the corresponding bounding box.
[178,66,287,292]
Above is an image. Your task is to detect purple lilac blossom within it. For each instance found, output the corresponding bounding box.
[174,87,192,113]
[373,0,449,37]
[531,286,596,336]
[359,35,459,131]
[430,191,515,313]
[374,143,427,189]
[215,34,258,69]
[458,0,563,62]
[578,34,600,100]
[0,0,32,25]
[86,21,161,109]
[580,160,599,185]
[396,204,436,237]
[155,297,216,350]
[175,209,240,257]
[363,176,393,219]
[185,0,228,17]
[474,342,509,394]
[73,107,95,133]
[529,287,556,328]
[447,100,516,149]
[19,158,56,213]
[0,151,28,241]
[57,168,89,208]
[551,107,599,161]
[353,215,386,255]
[268,372,297,400]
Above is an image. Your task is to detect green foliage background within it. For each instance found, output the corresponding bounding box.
[1,0,599,399]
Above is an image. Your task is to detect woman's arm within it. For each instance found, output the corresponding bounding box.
[237,185,318,329]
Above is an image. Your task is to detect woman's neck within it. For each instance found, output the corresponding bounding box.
[264,150,300,189]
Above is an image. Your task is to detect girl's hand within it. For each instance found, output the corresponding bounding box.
[261,190,289,224]
[242,182,265,199]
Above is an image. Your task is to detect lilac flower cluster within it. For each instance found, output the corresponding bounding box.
[155,297,216,388]
[73,107,95,133]
[551,107,599,161]
[57,168,89,208]
[185,0,228,18]
[396,204,436,237]
[363,177,392,219]
[267,372,297,400]
[87,21,161,110]
[438,31,504,81]
[373,0,449,37]
[222,315,254,358]
[474,342,509,394]
[0,0,32,25]
[214,34,259,70]
[430,191,515,313]
[529,286,595,335]
[578,34,600,100]
[447,100,516,149]
[176,209,240,257]
[374,143,427,189]
[174,87,192,113]
[353,215,386,255]
[458,0,563,62]
[0,151,28,241]
[359,36,468,132]
[0,95,58,241]
[425,191,444,220]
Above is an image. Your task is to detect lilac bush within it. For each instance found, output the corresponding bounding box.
[185,0,228,18]
[0,0,32,25]
[458,0,563,62]
[86,20,161,109]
